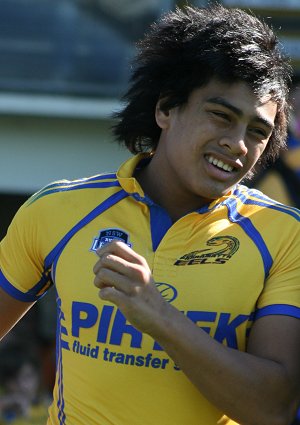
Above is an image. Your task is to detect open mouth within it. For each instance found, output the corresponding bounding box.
[206,155,235,173]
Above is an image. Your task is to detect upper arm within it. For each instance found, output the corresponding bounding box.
[0,285,35,341]
[247,315,300,406]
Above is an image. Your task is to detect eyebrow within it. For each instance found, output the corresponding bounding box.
[206,96,275,132]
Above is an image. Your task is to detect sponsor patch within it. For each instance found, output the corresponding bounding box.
[90,228,132,252]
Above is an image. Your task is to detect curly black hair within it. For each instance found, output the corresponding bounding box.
[112,3,292,167]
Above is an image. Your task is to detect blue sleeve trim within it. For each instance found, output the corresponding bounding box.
[0,269,49,302]
[255,304,300,320]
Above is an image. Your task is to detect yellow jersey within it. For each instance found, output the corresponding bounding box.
[1,154,299,425]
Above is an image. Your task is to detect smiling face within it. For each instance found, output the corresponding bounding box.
[150,79,277,211]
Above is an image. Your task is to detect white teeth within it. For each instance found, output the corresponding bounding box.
[207,155,233,172]
[223,163,233,172]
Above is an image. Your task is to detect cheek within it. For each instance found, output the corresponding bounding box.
[250,141,268,162]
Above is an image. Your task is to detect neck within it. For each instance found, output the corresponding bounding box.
[135,155,212,222]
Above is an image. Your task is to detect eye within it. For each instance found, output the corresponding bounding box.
[248,126,268,139]
[209,110,231,121]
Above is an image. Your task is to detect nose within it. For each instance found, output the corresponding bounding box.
[219,129,248,156]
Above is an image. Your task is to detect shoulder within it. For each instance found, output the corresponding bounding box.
[231,183,300,224]
[25,171,120,208]
[230,185,300,279]
[11,172,122,234]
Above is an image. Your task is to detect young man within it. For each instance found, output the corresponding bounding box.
[0,4,299,425]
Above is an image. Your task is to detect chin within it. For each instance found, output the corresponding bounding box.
[199,185,233,201]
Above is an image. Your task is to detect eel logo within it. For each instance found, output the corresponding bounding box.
[174,236,240,265]
[90,228,132,252]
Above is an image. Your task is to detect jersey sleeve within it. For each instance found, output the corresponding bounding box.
[255,219,300,320]
[0,194,53,302]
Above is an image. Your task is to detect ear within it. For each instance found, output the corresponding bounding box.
[155,99,171,130]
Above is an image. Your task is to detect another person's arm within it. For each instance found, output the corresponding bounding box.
[0,286,34,341]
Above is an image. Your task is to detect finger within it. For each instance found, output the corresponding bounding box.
[93,253,118,275]
[98,286,127,305]
[96,240,149,268]
[94,268,135,295]
[93,251,124,275]
[93,253,145,283]
[93,259,102,275]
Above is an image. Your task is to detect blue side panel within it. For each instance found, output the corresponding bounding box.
[56,295,67,425]
[226,197,273,278]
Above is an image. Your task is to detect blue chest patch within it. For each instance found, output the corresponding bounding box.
[90,228,132,252]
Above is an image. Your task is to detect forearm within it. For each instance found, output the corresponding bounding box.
[94,242,299,425]
[0,287,34,341]
[150,302,296,425]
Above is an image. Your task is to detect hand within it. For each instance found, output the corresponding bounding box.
[93,240,169,335]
